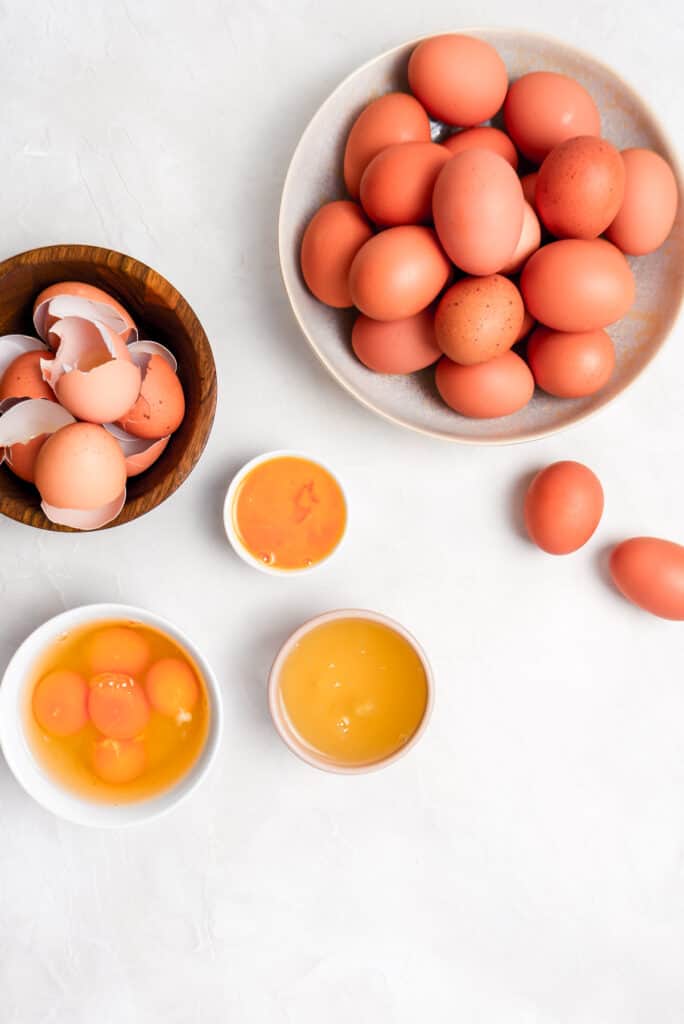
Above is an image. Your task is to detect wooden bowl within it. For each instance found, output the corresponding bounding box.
[0,244,216,531]
[279,30,684,444]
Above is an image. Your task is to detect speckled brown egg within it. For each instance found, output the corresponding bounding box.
[536,136,626,239]
[117,354,185,440]
[434,275,524,365]
[0,351,55,402]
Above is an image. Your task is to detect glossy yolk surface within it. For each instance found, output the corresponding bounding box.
[278,618,428,766]
[233,456,346,570]
[145,658,199,719]
[26,619,209,803]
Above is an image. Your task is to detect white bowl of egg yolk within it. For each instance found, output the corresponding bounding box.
[268,609,434,773]
[0,603,223,827]
[223,450,348,576]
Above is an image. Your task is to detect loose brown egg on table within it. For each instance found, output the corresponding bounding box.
[359,142,451,226]
[434,275,524,365]
[503,71,601,163]
[605,148,679,255]
[300,200,373,307]
[536,136,626,239]
[408,34,508,126]
[348,226,451,321]
[610,538,684,620]
[527,326,616,398]
[442,126,518,169]
[521,239,635,331]
[435,350,534,419]
[351,307,441,374]
[343,92,431,198]
[433,149,524,275]
[524,461,604,555]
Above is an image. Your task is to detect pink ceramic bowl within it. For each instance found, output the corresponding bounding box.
[268,608,434,774]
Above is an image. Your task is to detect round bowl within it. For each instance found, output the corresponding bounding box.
[268,608,434,773]
[223,450,348,577]
[0,603,223,827]
[0,244,217,529]
[279,30,684,444]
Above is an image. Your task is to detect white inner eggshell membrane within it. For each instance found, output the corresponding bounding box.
[127,340,178,373]
[42,318,142,423]
[34,295,137,347]
[0,335,48,380]
[41,489,126,531]
[102,422,170,478]
[0,397,75,447]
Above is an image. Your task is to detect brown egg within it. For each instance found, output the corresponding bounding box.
[300,201,373,308]
[435,350,534,418]
[6,433,49,483]
[516,307,536,342]
[524,461,604,555]
[443,127,518,169]
[408,34,508,127]
[343,93,431,198]
[118,354,185,440]
[433,150,524,275]
[527,326,615,397]
[610,538,684,620]
[0,350,55,402]
[435,275,524,365]
[606,148,679,256]
[359,142,451,226]
[520,172,539,208]
[351,308,441,374]
[500,202,541,274]
[503,72,601,164]
[521,239,635,331]
[35,422,127,511]
[348,226,451,322]
[536,137,625,239]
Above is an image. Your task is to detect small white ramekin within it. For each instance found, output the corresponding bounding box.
[0,603,223,828]
[268,608,434,774]
[222,450,348,577]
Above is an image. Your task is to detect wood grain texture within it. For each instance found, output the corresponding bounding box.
[0,244,217,531]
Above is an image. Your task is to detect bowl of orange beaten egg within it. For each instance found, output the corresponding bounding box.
[0,603,223,827]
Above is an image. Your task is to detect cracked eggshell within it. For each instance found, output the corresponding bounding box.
[43,318,142,424]
[127,339,178,373]
[0,350,56,402]
[0,334,48,380]
[34,422,127,530]
[34,282,137,347]
[117,347,185,440]
[103,422,170,477]
[0,397,76,483]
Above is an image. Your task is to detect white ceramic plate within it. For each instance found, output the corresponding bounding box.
[279,30,684,444]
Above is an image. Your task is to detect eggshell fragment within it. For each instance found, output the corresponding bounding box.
[348,226,451,321]
[433,150,524,275]
[104,422,170,477]
[0,350,56,402]
[34,422,127,530]
[500,202,541,275]
[606,148,679,256]
[300,200,373,307]
[43,317,141,423]
[117,349,185,440]
[536,136,626,239]
[0,334,47,380]
[0,398,76,483]
[351,307,441,374]
[435,351,534,418]
[503,72,601,164]
[443,127,518,169]
[343,92,431,198]
[127,339,177,372]
[33,282,137,347]
[435,275,524,365]
[524,461,604,555]
[521,239,635,331]
[408,34,508,127]
[610,537,684,620]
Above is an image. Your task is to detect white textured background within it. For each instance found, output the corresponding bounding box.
[1,1,683,1021]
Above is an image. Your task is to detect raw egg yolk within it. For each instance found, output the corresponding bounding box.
[92,736,146,784]
[88,673,150,739]
[87,626,151,677]
[32,669,89,737]
[145,658,199,720]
